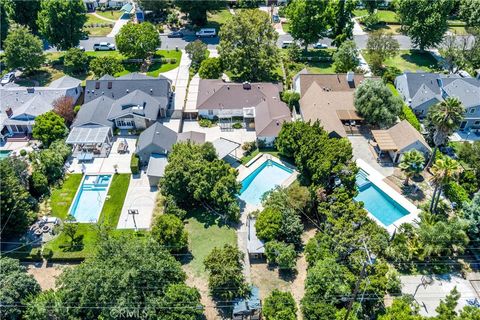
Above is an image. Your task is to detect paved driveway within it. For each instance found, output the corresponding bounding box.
[348,135,394,177]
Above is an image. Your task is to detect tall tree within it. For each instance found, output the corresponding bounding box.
[366,30,400,73]
[463,192,480,242]
[175,0,226,26]
[460,0,480,28]
[286,0,333,50]
[0,160,35,238]
[32,111,68,147]
[115,22,160,59]
[397,0,454,51]
[185,39,208,71]
[263,290,297,320]
[63,47,89,74]
[440,33,470,74]
[332,40,359,72]
[53,96,75,125]
[0,0,9,45]
[89,56,125,79]
[331,0,356,47]
[430,157,462,212]
[218,9,279,81]
[425,97,464,168]
[3,23,44,73]
[354,79,403,128]
[37,0,87,50]
[151,214,188,253]
[399,150,425,186]
[0,257,41,320]
[7,0,41,34]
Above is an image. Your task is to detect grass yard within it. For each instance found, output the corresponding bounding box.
[85,51,126,59]
[387,83,400,96]
[282,22,290,33]
[363,50,438,73]
[183,209,237,277]
[353,9,399,23]
[205,9,233,29]
[98,174,131,228]
[147,50,183,76]
[95,10,124,20]
[50,174,83,220]
[307,61,336,74]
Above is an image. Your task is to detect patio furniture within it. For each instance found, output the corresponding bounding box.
[117,142,128,154]
[79,152,94,162]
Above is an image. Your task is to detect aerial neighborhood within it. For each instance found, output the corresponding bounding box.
[1,0,480,319]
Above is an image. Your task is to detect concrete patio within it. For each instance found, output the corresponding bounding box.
[182,120,257,146]
[349,135,395,177]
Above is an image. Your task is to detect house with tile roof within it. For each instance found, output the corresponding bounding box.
[0,75,82,139]
[395,72,480,132]
[194,80,291,146]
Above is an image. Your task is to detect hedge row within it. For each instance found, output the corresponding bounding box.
[130,154,140,174]
[399,105,421,131]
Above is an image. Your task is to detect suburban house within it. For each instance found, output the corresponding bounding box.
[66,73,172,159]
[83,0,128,11]
[395,72,480,132]
[294,71,367,138]
[0,75,82,140]
[371,120,431,163]
[192,80,291,146]
[135,122,205,186]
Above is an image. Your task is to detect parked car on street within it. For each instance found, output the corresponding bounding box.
[281,41,294,49]
[93,42,116,51]
[168,31,184,38]
[1,72,15,86]
[195,28,216,38]
[313,42,328,49]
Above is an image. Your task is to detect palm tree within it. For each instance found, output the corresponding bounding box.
[430,157,462,213]
[399,150,425,185]
[426,97,464,169]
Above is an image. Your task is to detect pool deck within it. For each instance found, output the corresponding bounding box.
[237,153,298,184]
[356,159,420,234]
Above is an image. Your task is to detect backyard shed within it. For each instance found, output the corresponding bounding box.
[146,154,168,187]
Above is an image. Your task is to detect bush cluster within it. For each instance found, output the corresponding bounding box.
[130,154,140,174]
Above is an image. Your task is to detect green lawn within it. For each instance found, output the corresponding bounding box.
[86,13,110,25]
[282,22,290,33]
[353,9,399,23]
[387,83,400,96]
[307,61,336,74]
[95,10,124,20]
[205,9,233,29]
[98,174,131,228]
[183,210,237,277]
[50,174,83,220]
[363,50,438,72]
[147,50,183,76]
[85,51,126,59]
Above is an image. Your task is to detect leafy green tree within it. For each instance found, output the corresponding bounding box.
[301,301,338,320]
[158,283,203,320]
[185,39,208,71]
[444,181,470,208]
[378,296,423,320]
[331,0,356,47]
[354,79,403,128]
[366,30,400,73]
[460,0,480,28]
[204,244,248,301]
[137,0,170,14]
[426,97,464,168]
[237,0,262,8]
[263,290,297,320]
[0,160,35,238]
[32,111,68,147]
[151,214,188,252]
[286,0,333,50]
[463,192,480,241]
[6,0,41,34]
[26,237,189,319]
[458,141,480,185]
[397,0,454,51]
[440,33,470,74]
[256,207,282,241]
[399,150,425,185]
[199,57,223,79]
[265,240,297,271]
[175,0,226,25]
[160,142,241,222]
[430,157,462,212]
[89,56,125,78]
[0,0,9,44]
[333,40,359,73]
[63,47,88,74]
[62,216,79,247]
[30,171,49,198]
[37,0,87,50]
[436,287,460,320]
[0,257,41,320]
[24,290,64,320]
[115,22,160,59]
[218,9,279,81]
[281,90,301,111]
[4,23,44,73]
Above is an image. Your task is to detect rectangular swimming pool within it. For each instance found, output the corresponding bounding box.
[354,170,409,226]
[69,175,112,223]
[239,160,294,206]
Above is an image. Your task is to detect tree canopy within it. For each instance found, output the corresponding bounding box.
[89,56,125,78]
[331,0,356,47]
[218,9,279,81]
[151,214,188,253]
[175,0,226,25]
[354,79,403,128]
[37,0,87,50]
[185,39,208,71]
[460,0,480,28]
[3,23,44,72]
[199,57,223,79]
[263,290,297,320]
[63,47,88,74]
[32,111,68,147]
[366,30,400,74]
[115,22,160,59]
[4,0,41,34]
[332,40,359,73]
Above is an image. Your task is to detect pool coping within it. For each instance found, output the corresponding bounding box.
[67,174,114,223]
[356,159,420,234]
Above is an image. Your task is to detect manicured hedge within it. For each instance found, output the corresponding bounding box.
[400,105,421,131]
[130,154,140,174]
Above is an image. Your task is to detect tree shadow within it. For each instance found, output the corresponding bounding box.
[185,208,231,229]
[401,184,426,202]
[60,235,84,252]
[400,51,439,69]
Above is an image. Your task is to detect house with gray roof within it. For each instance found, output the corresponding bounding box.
[193,80,291,146]
[0,75,82,140]
[395,72,480,132]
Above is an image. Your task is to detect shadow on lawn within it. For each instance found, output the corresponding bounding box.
[59,235,85,252]
[185,208,232,229]
[400,51,438,69]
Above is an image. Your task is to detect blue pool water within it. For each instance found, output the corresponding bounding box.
[239,160,294,206]
[0,150,11,159]
[69,175,112,223]
[354,170,409,226]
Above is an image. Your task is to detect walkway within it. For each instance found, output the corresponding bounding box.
[90,12,116,23]
[353,17,367,36]
[117,172,158,230]
[162,50,191,118]
[107,17,129,37]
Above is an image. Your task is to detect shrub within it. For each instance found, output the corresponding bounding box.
[198,57,223,79]
[360,13,380,29]
[30,171,49,198]
[151,214,188,252]
[265,240,296,271]
[232,122,242,129]
[281,90,300,111]
[444,181,470,208]
[198,118,212,127]
[169,58,176,64]
[130,154,139,174]
[19,149,27,157]
[382,66,402,84]
[399,105,421,131]
[256,208,282,241]
[74,105,81,113]
[242,141,257,155]
[263,290,297,320]
[42,248,53,260]
[164,196,187,220]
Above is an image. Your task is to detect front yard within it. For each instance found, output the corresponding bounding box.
[363,49,438,72]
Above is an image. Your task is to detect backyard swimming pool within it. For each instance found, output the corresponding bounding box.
[354,170,409,226]
[69,175,112,223]
[0,150,11,159]
[239,160,294,206]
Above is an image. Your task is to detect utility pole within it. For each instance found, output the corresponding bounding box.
[344,239,376,320]
[128,209,139,232]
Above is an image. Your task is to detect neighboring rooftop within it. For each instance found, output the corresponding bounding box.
[372,120,431,152]
[294,70,367,96]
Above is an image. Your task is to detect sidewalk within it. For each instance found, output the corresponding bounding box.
[353,18,367,36]
[161,50,191,117]
[107,18,129,37]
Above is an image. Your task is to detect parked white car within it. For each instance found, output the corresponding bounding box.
[1,72,15,86]
[195,28,216,38]
[93,42,116,51]
[313,42,328,49]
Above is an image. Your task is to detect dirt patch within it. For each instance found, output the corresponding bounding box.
[183,265,221,320]
[25,262,70,290]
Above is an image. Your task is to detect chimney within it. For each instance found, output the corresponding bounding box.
[126,89,129,93]
[243,82,251,90]
[150,88,153,94]
[346,71,354,83]
[6,108,13,118]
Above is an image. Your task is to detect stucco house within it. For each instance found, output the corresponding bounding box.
[0,75,82,140]
[395,72,480,132]
[194,80,291,146]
